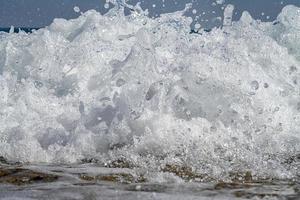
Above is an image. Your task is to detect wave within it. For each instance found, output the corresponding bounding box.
[0,4,299,180]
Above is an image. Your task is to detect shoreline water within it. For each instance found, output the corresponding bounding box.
[0,163,299,200]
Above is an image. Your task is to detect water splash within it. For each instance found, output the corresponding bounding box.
[0,4,299,181]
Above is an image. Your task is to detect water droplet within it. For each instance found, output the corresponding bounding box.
[257,107,263,114]
[73,6,80,13]
[116,79,126,87]
[244,115,250,121]
[293,78,298,85]
[264,83,269,88]
[276,123,283,132]
[250,80,259,90]
[185,109,191,116]
[34,81,43,89]
[279,90,288,97]
[210,126,217,132]
[194,23,201,30]
[289,66,297,73]
[145,87,157,101]
[104,3,109,9]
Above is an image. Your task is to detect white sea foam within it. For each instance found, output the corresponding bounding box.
[0,4,299,180]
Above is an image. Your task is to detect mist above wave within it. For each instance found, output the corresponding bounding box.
[0,4,299,180]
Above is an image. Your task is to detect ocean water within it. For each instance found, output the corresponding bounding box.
[0,28,38,34]
[0,1,299,199]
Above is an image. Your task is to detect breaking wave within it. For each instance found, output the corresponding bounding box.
[0,3,299,180]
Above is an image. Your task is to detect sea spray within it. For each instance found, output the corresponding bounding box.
[0,4,299,181]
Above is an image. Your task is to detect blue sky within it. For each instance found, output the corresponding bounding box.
[0,0,300,28]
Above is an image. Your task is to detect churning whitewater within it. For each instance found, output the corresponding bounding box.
[0,4,299,181]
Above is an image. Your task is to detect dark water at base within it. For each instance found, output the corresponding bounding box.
[0,164,299,200]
